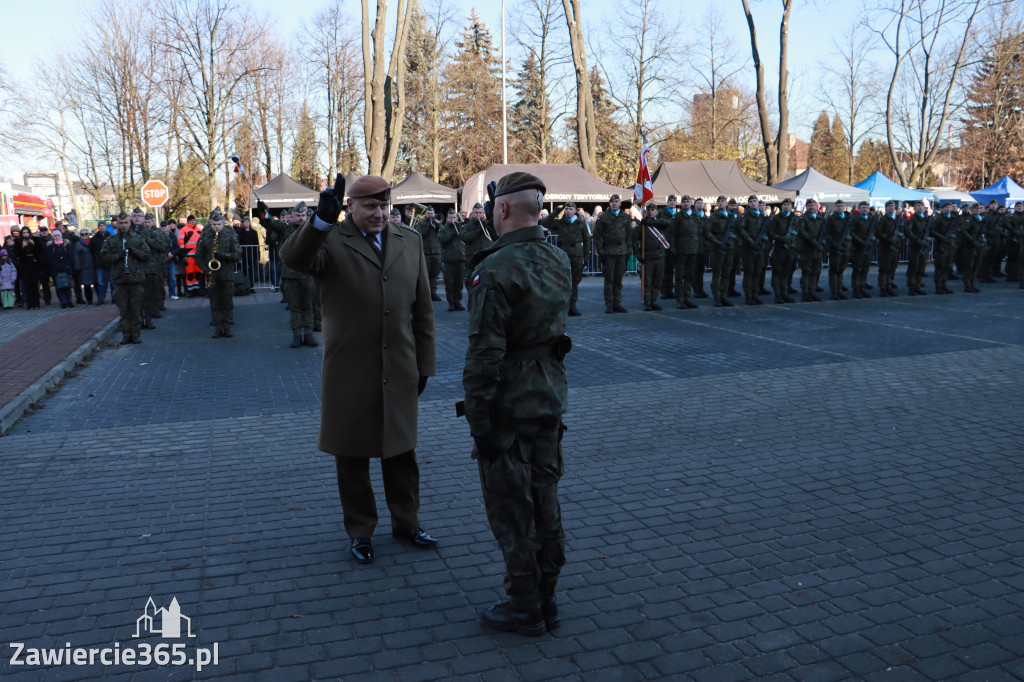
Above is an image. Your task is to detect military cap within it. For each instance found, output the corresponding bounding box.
[493,171,546,199]
[681,194,693,201]
[563,201,577,209]
[447,208,457,215]
[609,193,620,201]
[748,195,758,202]
[348,175,391,202]
[293,201,307,213]
[145,212,154,220]
[716,195,727,203]
[472,202,484,209]
[645,202,659,211]
[209,209,224,221]
[117,211,129,220]
[667,194,677,201]
[131,207,143,215]
[389,206,401,216]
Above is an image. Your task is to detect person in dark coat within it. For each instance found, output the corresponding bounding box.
[89,222,111,303]
[13,227,43,309]
[47,233,75,307]
[73,227,98,304]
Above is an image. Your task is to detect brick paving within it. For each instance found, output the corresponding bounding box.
[1,273,1023,681]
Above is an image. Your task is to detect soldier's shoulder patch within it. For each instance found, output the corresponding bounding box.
[471,273,481,286]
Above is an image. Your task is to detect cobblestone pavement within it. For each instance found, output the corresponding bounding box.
[2,273,1023,681]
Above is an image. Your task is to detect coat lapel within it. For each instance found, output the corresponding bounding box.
[340,219,382,268]
[382,222,406,273]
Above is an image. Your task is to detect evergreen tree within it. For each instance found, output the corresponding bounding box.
[827,115,850,182]
[439,11,503,185]
[400,6,447,179]
[854,139,896,183]
[510,50,551,164]
[807,111,832,176]
[291,100,319,190]
[567,66,633,186]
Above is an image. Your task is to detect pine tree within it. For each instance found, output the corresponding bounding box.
[400,6,447,180]
[807,111,832,177]
[510,50,550,163]
[439,11,503,185]
[854,139,896,183]
[566,66,633,185]
[827,115,850,182]
[291,101,319,190]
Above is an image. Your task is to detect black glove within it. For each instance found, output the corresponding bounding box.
[254,200,269,221]
[473,433,504,460]
[418,376,428,396]
[316,173,345,225]
[484,181,497,223]
[637,256,645,265]
[214,251,226,260]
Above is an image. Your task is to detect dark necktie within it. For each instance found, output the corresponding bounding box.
[364,232,383,263]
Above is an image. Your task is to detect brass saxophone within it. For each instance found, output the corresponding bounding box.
[208,231,221,272]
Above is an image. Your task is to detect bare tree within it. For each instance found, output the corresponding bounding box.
[740,0,794,184]
[818,33,882,184]
[159,0,268,208]
[867,0,994,186]
[562,0,596,173]
[362,0,414,180]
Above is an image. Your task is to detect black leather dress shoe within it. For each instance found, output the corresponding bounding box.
[479,601,546,637]
[351,538,374,563]
[392,527,438,548]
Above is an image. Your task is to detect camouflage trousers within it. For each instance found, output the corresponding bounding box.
[443,261,465,305]
[674,253,698,305]
[477,419,566,611]
[284,276,314,331]
[710,250,736,303]
[569,258,584,307]
[426,255,442,295]
[828,249,849,296]
[906,246,927,291]
[798,251,822,296]
[114,283,144,335]
[208,276,234,327]
[771,247,796,298]
[640,257,664,306]
[850,249,872,292]
[143,273,161,317]
[878,249,899,291]
[602,254,627,307]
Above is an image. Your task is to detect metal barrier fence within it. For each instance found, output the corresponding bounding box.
[239,238,913,289]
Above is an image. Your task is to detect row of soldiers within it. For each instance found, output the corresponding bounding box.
[549,194,1024,313]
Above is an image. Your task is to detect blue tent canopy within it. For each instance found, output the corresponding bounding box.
[854,172,934,208]
[970,176,1024,207]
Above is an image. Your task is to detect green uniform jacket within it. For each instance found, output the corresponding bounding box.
[141,226,168,272]
[907,214,930,248]
[592,210,631,256]
[770,211,798,250]
[100,230,151,284]
[931,213,958,254]
[195,227,241,282]
[632,217,671,260]
[416,219,442,255]
[957,216,983,252]
[849,213,874,252]
[439,223,466,263]
[739,210,766,252]
[877,214,901,252]
[264,218,313,280]
[672,210,702,255]
[463,225,571,436]
[542,215,592,260]
[461,218,494,264]
[797,212,824,254]
[825,212,853,252]
[707,210,737,252]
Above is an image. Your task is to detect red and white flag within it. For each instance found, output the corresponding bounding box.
[634,145,654,207]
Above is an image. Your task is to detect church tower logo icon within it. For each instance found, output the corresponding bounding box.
[133,597,195,638]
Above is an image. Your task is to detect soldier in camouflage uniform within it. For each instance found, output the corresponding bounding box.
[128,209,158,329]
[671,194,701,309]
[592,193,630,313]
[707,196,738,307]
[257,201,319,346]
[824,201,853,301]
[439,209,466,311]
[932,202,960,294]
[875,201,902,296]
[737,195,766,305]
[978,201,1002,282]
[849,202,876,299]
[769,198,798,303]
[141,212,169,326]
[957,203,986,293]
[100,212,151,344]
[195,209,242,338]
[1013,201,1024,288]
[632,203,671,311]
[461,203,495,286]
[905,201,930,295]
[657,194,679,299]
[463,171,571,638]
[542,201,591,316]
[796,199,825,302]
[692,198,710,298]
[416,206,444,301]
[1005,202,1021,283]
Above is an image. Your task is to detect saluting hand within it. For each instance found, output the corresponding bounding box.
[315,174,346,225]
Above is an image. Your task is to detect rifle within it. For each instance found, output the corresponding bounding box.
[754,214,775,248]
[892,214,906,252]
[836,212,854,251]
[719,212,738,254]
[813,216,828,256]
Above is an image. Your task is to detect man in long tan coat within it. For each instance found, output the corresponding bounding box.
[280,175,438,565]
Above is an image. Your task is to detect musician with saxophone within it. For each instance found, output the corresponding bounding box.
[195,208,241,338]
[100,211,151,345]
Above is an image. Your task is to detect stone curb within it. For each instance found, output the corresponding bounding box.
[0,316,120,435]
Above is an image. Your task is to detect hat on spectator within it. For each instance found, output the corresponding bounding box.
[0,249,7,256]
[348,176,391,202]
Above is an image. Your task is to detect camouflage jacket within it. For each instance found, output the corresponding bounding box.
[769,211,798,250]
[824,211,853,252]
[100,229,151,284]
[592,209,631,257]
[462,225,571,435]
[416,218,442,256]
[263,218,312,280]
[194,226,241,282]
[707,210,738,252]
[931,213,959,253]
[877,214,901,252]
[849,213,874,253]
[460,218,495,264]
[542,214,592,260]
[672,210,702,255]
[738,209,766,252]
[438,223,466,263]
[632,217,671,260]
[796,212,824,254]
[906,213,930,249]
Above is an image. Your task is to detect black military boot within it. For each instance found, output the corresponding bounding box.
[568,305,582,317]
[479,602,546,637]
[774,293,784,304]
[861,288,871,298]
[222,325,233,338]
[291,331,302,348]
[448,303,456,311]
[605,305,614,314]
[541,595,560,631]
[430,292,443,301]
[721,297,734,307]
[130,334,142,344]
[650,302,663,311]
[454,302,465,311]
[313,322,322,331]
[302,329,318,347]
[120,333,132,345]
[614,304,629,312]
[212,327,223,339]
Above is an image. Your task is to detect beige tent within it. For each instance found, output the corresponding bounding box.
[461,163,627,214]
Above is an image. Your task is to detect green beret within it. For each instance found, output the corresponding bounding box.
[493,171,546,199]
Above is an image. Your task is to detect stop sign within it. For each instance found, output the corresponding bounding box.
[141,180,169,207]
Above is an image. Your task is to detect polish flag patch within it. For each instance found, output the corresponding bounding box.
[472,274,481,286]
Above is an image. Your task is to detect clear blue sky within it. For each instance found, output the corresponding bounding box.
[0,0,859,177]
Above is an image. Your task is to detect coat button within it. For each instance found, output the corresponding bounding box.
[383,344,388,350]
[384,309,390,316]
[383,379,387,385]
[382,275,388,281]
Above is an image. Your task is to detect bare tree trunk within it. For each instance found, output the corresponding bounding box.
[741,0,792,184]
[563,0,596,173]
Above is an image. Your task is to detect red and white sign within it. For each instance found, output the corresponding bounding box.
[634,146,654,207]
[141,180,169,208]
